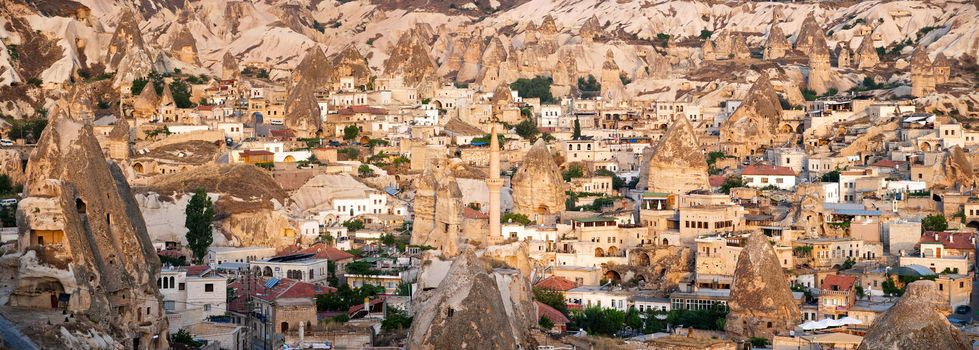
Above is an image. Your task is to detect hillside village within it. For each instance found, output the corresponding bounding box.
[2,0,979,349]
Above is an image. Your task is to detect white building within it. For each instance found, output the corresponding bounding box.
[208,246,278,267]
[250,254,331,285]
[565,286,632,312]
[158,266,228,331]
[741,165,797,190]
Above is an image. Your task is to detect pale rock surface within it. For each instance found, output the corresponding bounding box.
[645,117,709,195]
[725,233,801,340]
[857,281,970,350]
[511,140,565,218]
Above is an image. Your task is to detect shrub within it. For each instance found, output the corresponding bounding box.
[510,76,555,103]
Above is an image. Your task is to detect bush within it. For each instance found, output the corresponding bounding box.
[538,316,554,330]
[801,88,818,101]
[821,169,840,182]
[343,219,365,232]
[169,329,202,348]
[343,125,360,141]
[699,29,713,40]
[719,175,745,194]
[501,212,532,225]
[510,76,555,104]
[922,214,948,232]
[358,164,374,177]
[514,117,539,141]
[562,164,584,182]
[570,306,625,336]
[533,287,569,316]
[577,75,601,99]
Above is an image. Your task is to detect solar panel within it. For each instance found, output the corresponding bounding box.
[264,278,280,289]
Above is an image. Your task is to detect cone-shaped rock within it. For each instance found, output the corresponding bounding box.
[857,280,970,350]
[511,140,565,217]
[725,233,801,340]
[646,117,708,194]
[384,30,437,87]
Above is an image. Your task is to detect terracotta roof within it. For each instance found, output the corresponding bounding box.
[463,207,488,219]
[241,149,274,156]
[870,159,905,168]
[338,105,387,115]
[197,105,215,111]
[822,274,857,292]
[185,265,210,277]
[919,231,976,251]
[742,165,795,176]
[534,276,576,291]
[536,301,570,324]
[708,175,727,187]
[279,243,356,261]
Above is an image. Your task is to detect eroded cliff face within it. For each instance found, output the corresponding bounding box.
[719,72,784,158]
[408,249,536,349]
[9,111,168,348]
[858,280,971,350]
[725,233,800,340]
[106,9,152,88]
[411,158,465,256]
[384,29,437,87]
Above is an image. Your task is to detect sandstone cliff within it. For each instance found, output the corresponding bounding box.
[645,117,709,195]
[384,29,437,87]
[719,72,784,158]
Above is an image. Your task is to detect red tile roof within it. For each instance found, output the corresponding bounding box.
[227,278,334,312]
[536,301,569,324]
[870,159,905,168]
[708,175,727,187]
[919,231,976,251]
[822,274,857,292]
[742,165,795,176]
[185,265,210,277]
[279,243,356,262]
[463,207,488,219]
[534,276,576,291]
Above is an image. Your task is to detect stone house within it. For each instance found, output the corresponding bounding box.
[818,274,857,320]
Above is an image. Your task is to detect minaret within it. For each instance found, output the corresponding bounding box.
[487,126,503,240]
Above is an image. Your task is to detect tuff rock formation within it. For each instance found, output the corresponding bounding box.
[330,46,372,88]
[720,72,784,158]
[10,110,168,348]
[790,183,828,237]
[835,42,853,68]
[911,47,937,97]
[725,233,801,340]
[411,158,466,256]
[645,117,709,194]
[857,280,971,350]
[806,31,834,94]
[170,26,200,65]
[284,78,323,138]
[292,46,332,91]
[764,25,790,60]
[931,146,977,191]
[106,10,152,88]
[221,51,239,80]
[579,15,602,43]
[794,13,828,55]
[854,34,879,69]
[384,30,438,87]
[408,249,536,349]
[132,82,160,119]
[511,140,566,219]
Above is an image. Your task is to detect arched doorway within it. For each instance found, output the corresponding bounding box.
[607,246,619,256]
[635,252,650,266]
[604,270,621,284]
[921,142,932,152]
[594,247,605,257]
[283,155,296,162]
[263,267,273,277]
[661,238,669,245]
[133,163,144,173]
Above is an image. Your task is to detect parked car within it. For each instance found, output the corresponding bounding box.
[0,139,13,146]
[0,199,17,206]
[956,305,971,314]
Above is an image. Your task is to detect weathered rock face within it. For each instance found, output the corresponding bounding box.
[384,29,437,87]
[408,249,536,349]
[911,47,937,97]
[511,140,565,219]
[706,33,750,60]
[764,25,790,60]
[457,35,484,83]
[720,72,783,158]
[794,13,827,54]
[330,46,372,88]
[221,51,239,80]
[284,80,322,138]
[579,15,602,43]
[835,42,852,68]
[857,280,971,350]
[292,46,332,91]
[616,245,693,293]
[106,10,152,88]
[11,111,168,348]
[170,26,200,65]
[790,183,827,237]
[932,146,977,191]
[725,233,800,340]
[933,53,951,84]
[854,34,879,69]
[0,148,26,185]
[411,158,465,256]
[646,117,709,194]
[806,33,833,94]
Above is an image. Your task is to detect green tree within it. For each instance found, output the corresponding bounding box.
[0,206,16,227]
[624,307,642,331]
[184,188,214,265]
[510,76,555,103]
[380,233,397,247]
[501,212,532,225]
[381,306,413,331]
[922,214,948,232]
[572,117,582,139]
[719,175,746,194]
[514,117,539,141]
[577,75,601,98]
[699,29,713,39]
[539,316,554,330]
[821,169,841,182]
[801,88,818,101]
[169,329,202,348]
[562,163,584,182]
[343,125,360,141]
[343,219,365,232]
[533,287,569,316]
[0,174,12,195]
[358,164,374,177]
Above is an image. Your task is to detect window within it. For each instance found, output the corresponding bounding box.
[179,283,185,291]
[164,301,175,311]
[204,304,211,312]
[205,283,214,292]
